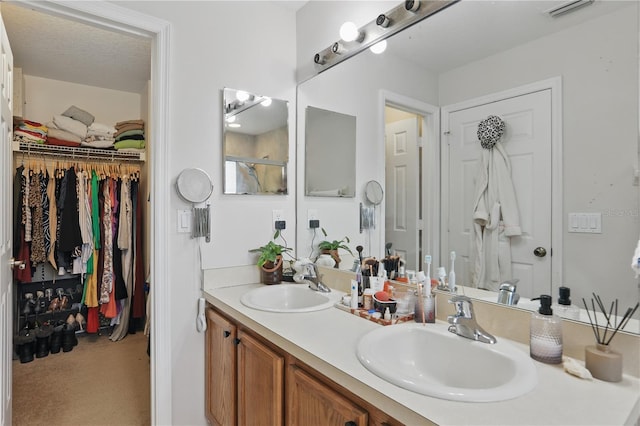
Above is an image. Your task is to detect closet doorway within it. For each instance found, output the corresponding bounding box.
[1,2,170,424]
[381,91,440,273]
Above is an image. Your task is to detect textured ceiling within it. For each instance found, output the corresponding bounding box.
[1,2,151,94]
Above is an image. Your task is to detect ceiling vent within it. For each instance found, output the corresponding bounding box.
[546,0,595,17]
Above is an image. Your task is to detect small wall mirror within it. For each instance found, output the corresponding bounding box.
[223,87,289,195]
[304,106,356,197]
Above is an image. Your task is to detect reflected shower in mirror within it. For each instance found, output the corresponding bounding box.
[305,106,356,197]
[223,88,288,195]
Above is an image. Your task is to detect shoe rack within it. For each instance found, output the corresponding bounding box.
[15,276,87,334]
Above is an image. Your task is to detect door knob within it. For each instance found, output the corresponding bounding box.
[533,247,547,258]
[9,258,25,270]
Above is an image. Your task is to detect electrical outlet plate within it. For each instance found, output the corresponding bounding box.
[273,210,284,230]
[307,209,318,229]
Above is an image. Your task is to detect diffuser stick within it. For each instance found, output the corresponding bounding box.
[591,299,601,343]
[605,302,639,345]
[583,298,600,343]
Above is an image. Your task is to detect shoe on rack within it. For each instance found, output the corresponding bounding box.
[59,295,69,311]
[22,298,36,316]
[75,313,86,331]
[61,325,76,353]
[47,298,60,312]
[49,323,64,354]
[15,331,36,363]
[35,325,53,358]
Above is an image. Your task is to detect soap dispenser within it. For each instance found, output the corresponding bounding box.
[530,295,563,364]
[553,286,580,320]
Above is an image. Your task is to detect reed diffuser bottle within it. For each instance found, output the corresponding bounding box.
[530,295,563,364]
[583,294,639,382]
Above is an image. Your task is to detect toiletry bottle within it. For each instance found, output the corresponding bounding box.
[530,294,563,364]
[350,280,359,310]
[356,264,363,308]
[383,307,391,321]
[553,286,580,320]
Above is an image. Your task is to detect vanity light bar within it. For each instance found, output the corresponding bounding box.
[313,0,459,73]
[546,0,594,17]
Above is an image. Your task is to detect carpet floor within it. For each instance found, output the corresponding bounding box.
[12,331,151,426]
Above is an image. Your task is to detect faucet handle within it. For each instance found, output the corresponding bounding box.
[448,295,473,317]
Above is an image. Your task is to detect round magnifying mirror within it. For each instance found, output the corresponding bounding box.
[364,180,383,205]
[176,168,214,203]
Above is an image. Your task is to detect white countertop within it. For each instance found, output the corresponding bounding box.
[204,283,640,425]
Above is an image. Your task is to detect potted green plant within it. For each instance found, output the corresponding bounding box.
[249,230,292,284]
[318,228,353,268]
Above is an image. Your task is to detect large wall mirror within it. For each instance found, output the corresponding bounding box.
[223,87,289,195]
[296,1,639,332]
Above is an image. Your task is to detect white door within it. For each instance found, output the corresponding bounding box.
[385,117,419,271]
[0,12,13,426]
[443,89,552,298]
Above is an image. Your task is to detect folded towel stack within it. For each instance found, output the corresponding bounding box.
[114,119,145,151]
[83,121,117,149]
[14,119,48,144]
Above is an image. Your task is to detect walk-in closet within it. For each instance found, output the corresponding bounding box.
[3,3,152,424]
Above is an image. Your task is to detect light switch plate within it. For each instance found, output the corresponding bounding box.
[568,212,601,233]
[178,209,191,233]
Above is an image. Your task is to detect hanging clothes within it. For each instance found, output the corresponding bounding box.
[470,142,522,291]
[12,156,145,337]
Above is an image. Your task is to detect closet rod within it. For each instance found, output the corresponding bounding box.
[12,140,146,162]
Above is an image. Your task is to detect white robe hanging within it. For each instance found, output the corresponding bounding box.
[470,142,521,291]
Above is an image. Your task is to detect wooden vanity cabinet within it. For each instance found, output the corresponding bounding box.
[237,329,284,425]
[205,308,284,426]
[205,307,236,425]
[287,364,367,426]
[205,305,403,426]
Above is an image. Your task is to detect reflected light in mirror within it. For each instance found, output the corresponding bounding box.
[370,40,387,54]
[236,90,250,102]
[340,21,360,42]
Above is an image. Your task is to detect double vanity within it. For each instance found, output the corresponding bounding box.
[203,269,640,425]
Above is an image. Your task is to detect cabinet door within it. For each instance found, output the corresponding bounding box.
[287,365,367,426]
[237,329,284,425]
[205,308,237,426]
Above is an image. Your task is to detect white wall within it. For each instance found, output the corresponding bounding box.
[23,75,141,124]
[112,2,297,424]
[296,45,439,266]
[438,4,639,308]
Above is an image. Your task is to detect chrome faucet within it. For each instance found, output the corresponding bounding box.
[447,295,496,344]
[496,279,520,306]
[304,263,331,293]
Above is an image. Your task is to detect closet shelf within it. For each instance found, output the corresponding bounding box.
[12,140,146,162]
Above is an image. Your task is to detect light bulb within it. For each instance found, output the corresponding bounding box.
[236,90,250,102]
[260,97,272,107]
[339,21,359,42]
[228,123,241,128]
[226,115,236,123]
[370,40,387,54]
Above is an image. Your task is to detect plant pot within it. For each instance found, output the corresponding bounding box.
[260,255,283,285]
[321,249,340,268]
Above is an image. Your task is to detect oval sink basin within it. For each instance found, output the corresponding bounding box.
[357,323,537,402]
[240,284,337,313]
